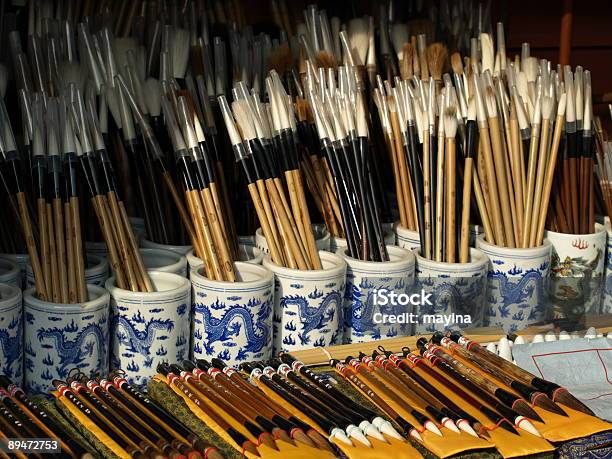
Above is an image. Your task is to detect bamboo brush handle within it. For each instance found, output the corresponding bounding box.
[20,193,47,300]
[208,182,234,258]
[92,195,127,290]
[188,190,224,281]
[390,111,416,231]
[161,172,200,253]
[256,181,285,266]
[200,188,236,282]
[248,183,283,266]
[106,193,139,292]
[386,134,408,229]
[268,191,297,269]
[472,171,495,246]
[522,127,541,247]
[64,202,77,303]
[459,158,474,263]
[479,127,506,246]
[435,135,445,261]
[529,119,551,247]
[446,137,457,263]
[69,197,87,303]
[285,171,312,269]
[422,130,432,260]
[293,170,322,269]
[37,197,51,299]
[309,155,340,236]
[215,163,240,259]
[502,138,520,246]
[52,199,69,303]
[183,192,213,279]
[47,204,60,302]
[509,121,525,242]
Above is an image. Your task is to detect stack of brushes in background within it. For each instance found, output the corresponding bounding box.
[594,107,612,229]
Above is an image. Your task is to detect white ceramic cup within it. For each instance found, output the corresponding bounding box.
[255,225,331,254]
[263,251,346,354]
[140,248,188,278]
[477,236,552,333]
[394,223,421,251]
[107,272,191,387]
[341,246,416,343]
[140,238,193,256]
[0,257,21,289]
[0,254,28,288]
[413,249,488,334]
[546,223,606,319]
[0,284,23,385]
[25,254,109,288]
[191,262,274,366]
[130,216,147,239]
[602,219,612,313]
[186,244,264,275]
[332,225,396,254]
[23,284,110,394]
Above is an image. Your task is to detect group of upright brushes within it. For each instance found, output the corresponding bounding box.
[0,375,93,459]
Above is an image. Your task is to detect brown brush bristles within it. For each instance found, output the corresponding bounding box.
[426,42,448,81]
[400,43,414,80]
[450,52,463,75]
[267,43,292,75]
[295,98,311,122]
[315,51,337,69]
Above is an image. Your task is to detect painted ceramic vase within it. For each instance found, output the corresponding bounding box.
[186,244,264,275]
[0,254,28,288]
[255,225,331,254]
[263,251,346,354]
[0,284,23,385]
[139,248,188,278]
[547,223,606,320]
[107,272,191,388]
[394,223,421,251]
[332,226,396,254]
[191,262,274,366]
[0,257,21,289]
[23,285,110,394]
[26,254,109,288]
[602,219,612,313]
[414,249,488,334]
[130,216,147,239]
[341,246,416,343]
[140,238,193,256]
[477,236,551,333]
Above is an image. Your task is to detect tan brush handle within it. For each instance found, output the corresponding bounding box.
[47,204,60,302]
[37,197,51,298]
[53,199,69,303]
[188,190,224,281]
[256,180,285,266]
[106,193,139,292]
[69,197,87,302]
[529,119,551,247]
[459,158,474,263]
[92,195,127,289]
[273,177,310,269]
[247,182,284,266]
[294,170,322,269]
[200,187,236,282]
[446,137,457,262]
[21,194,47,300]
[64,201,77,303]
[479,126,506,246]
[522,126,541,247]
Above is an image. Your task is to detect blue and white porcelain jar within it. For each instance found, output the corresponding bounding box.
[23,284,110,394]
[0,254,28,289]
[414,249,488,334]
[140,238,192,256]
[602,219,612,313]
[0,284,23,385]
[26,254,109,288]
[139,248,188,278]
[263,251,346,354]
[341,246,415,343]
[477,236,551,333]
[394,223,420,251]
[186,244,264,275]
[191,262,274,366]
[255,225,331,254]
[107,272,191,388]
[0,257,21,289]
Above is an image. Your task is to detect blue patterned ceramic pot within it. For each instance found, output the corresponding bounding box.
[477,236,551,333]
[186,244,264,275]
[414,249,488,334]
[0,257,21,289]
[191,262,273,366]
[0,284,22,385]
[341,246,416,343]
[130,216,146,239]
[547,223,606,320]
[263,251,346,354]
[139,248,188,278]
[0,254,28,289]
[602,219,612,313]
[140,238,192,256]
[107,272,191,388]
[23,284,110,394]
[394,223,420,251]
[26,254,109,288]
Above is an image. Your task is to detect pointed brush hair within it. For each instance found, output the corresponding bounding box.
[400,43,414,80]
[480,33,494,74]
[484,85,499,118]
[391,23,410,61]
[467,96,476,121]
[347,17,368,66]
[143,78,162,117]
[451,52,463,76]
[426,42,448,81]
[541,95,554,120]
[231,99,257,141]
[444,105,458,138]
[171,28,191,79]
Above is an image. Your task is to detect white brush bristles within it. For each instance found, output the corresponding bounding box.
[347,17,368,66]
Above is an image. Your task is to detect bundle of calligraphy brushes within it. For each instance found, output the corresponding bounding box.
[156,360,336,456]
[0,375,93,458]
[593,107,612,230]
[51,371,223,459]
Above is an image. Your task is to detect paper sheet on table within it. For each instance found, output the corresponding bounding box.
[511,337,612,420]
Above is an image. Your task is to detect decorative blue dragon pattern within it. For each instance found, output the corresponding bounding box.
[0,312,22,380]
[112,315,174,355]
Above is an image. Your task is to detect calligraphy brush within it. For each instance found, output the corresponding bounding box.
[331,360,423,442]
[241,363,354,447]
[168,364,281,450]
[373,349,482,438]
[273,361,387,442]
[105,374,222,458]
[437,334,567,416]
[564,66,579,233]
[0,377,92,458]
[582,71,595,234]
[344,356,442,436]
[450,333,594,415]
[157,365,260,456]
[254,362,373,446]
[52,381,150,458]
[0,407,30,459]
[434,88,446,261]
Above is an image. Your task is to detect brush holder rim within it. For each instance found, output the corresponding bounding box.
[545,222,605,238]
[140,238,193,255]
[105,271,190,299]
[0,283,21,308]
[477,234,552,257]
[415,247,488,270]
[340,245,415,271]
[23,284,109,311]
[191,261,273,290]
[139,248,187,274]
[263,250,346,278]
[0,257,20,280]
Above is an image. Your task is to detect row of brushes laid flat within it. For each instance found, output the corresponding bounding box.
[0,375,92,459]
[52,371,223,459]
[157,359,336,456]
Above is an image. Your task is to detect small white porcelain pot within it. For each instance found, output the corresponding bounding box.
[140,248,188,278]
[0,284,23,385]
[0,257,21,289]
[0,254,28,288]
[191,262,274,366]
[547,223,606,319]
[477,236,551,333]
[255,225,331,254]
[26,254,109,288]
[186,244,264,276]
[85,241,108,257]
[140,238,192,256]
[602,219,612,313]
[394,223,421,251]
[413,249,488,334]
[263,251,346,354]
[238,235,257,247]
[332,226,397,254]
[341,246,416,343]
[23,284,110,394]
[107,272,191,388]
[130,216,147,239]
